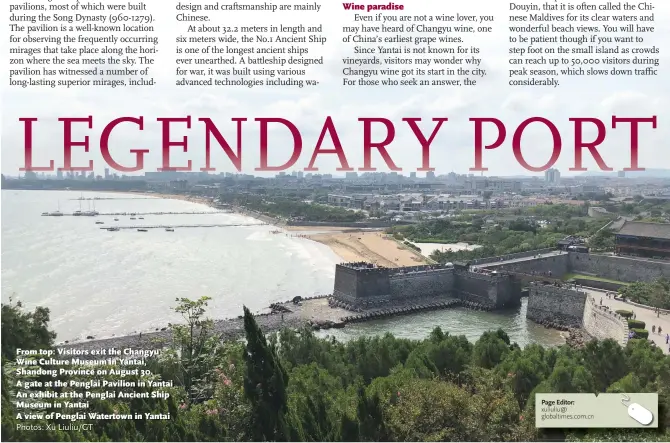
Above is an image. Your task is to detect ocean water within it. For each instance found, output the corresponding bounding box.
[1,190,340,341]
[1,190,564,348]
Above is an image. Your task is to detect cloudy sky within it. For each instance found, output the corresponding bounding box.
[2,0,668,177]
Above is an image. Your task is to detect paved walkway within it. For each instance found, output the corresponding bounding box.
[584,288,670,354]
[479,251,567,268]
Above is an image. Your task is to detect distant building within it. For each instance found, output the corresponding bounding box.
[615,221,670,260]
[426,171,436,180]
[545,168,560,184]
[587,207,610,218]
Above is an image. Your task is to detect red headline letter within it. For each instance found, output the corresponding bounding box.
[19,118,54,172]
[157,116,192,171]
[58,116,93,171]
[403,117,448,172]
[512,117,561,172]
[569,118,611,171]
[100,117,149,173]
[305,116,353,171]
[358,118,400,171]
[470,118,505,171]
[612,115,656,171]
[255,118,302,171]
[199,118,247,172]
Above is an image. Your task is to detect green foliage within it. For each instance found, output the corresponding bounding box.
[619,279,670,309]
[616,310,634,319]
[403,241,420,252]
[219,193,365,223]
[628,320,646,330]
[242,306,290,441]
[391,204,608,263]
[3,300,670,442]
[588,228,616,252]
[1,298,56,362]
[632,329,650,339]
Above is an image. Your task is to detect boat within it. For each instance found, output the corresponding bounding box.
[108,227,120,232]
[114,218,119,221]
[165,228,174,232]
[139,217,144,220]
[130,217,136,220]
[73,210,82,216]
[95,221,104,225]
[41,212,49,216]
[137,228,148,232]
[50,201,63,216]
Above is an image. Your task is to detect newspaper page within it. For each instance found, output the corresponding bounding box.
[2,0,669,441]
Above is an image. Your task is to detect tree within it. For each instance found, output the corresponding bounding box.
[161,296,224,403]
[1,299,56,362]
[242,306,289,441]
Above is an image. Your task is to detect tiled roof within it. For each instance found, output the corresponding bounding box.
[617,221,670,240]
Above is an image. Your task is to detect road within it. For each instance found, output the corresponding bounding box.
[476,251,567,268]
[584,288,670,354]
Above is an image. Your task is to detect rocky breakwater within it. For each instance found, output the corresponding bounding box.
[527,282,587,329]
[565,328,594,349]
[59,295,338,355]
[337,296,491,325]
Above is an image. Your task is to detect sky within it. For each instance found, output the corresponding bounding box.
[1,0,669,177]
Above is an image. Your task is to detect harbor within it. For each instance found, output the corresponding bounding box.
[102,222,268,230]
[70,197,158,200]
[41,210,232,216]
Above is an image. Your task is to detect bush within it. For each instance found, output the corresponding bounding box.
[616,310,633,319]
[393,232,404,240]
[403,241,421,252]
[628,320,646,329]
[631,328,648,339]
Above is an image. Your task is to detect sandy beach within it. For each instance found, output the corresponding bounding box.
[304,231,429,267]
[109,191,425,267]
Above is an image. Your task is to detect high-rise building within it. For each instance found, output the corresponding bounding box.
[544,168,560,184]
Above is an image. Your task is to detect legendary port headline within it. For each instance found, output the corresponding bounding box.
[19,115,657,173]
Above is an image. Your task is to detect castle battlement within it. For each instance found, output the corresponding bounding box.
[333,262,522,310]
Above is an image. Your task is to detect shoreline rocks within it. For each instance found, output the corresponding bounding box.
[565,328,593,349]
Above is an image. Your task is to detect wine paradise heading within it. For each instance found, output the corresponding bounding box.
[19,116,657,173]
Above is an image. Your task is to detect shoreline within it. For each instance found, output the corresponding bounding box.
[96,190,428,267]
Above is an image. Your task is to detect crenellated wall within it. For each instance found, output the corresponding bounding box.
[332,263,521,310]
[568,253,670,282]
[389,268,454,300]
[471,248,556,265]
[582,296,629,346]
[527,283,587,328]
[485,252,670,283]
[485,253,571,277]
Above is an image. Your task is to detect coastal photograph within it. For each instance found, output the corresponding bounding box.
[3,171,670,441]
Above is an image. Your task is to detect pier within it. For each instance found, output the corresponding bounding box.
[102,223,268,230]
[70,197,157,201]
[42,210,233,216]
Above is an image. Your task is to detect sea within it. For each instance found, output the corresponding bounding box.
[1,190,564,347]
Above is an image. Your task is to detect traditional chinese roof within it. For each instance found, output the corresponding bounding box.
[616,221,670,240]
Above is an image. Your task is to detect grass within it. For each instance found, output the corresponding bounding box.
[563,273,630,285]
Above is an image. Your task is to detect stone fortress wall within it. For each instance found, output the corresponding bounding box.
[527,282,587,328]
[485,251,670,283]
[332,262,522,310]
[582,295,629,346]
[528,281,629,344]
[500,251,668,344]
[334,252,667,345]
